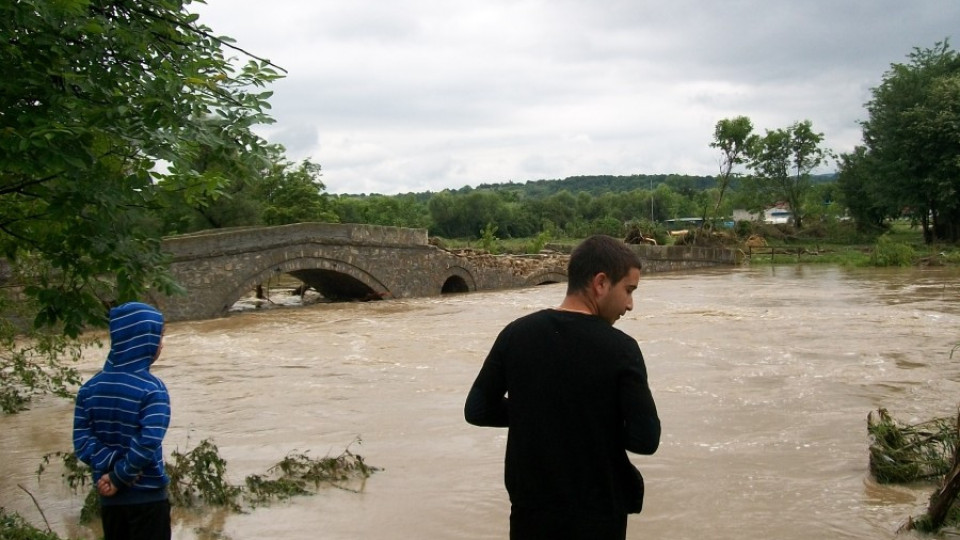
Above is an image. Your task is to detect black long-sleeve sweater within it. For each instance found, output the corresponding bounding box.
[465,309,661,516]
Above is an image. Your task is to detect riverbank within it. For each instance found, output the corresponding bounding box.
[742,222,960,266]
[437,221,960,268]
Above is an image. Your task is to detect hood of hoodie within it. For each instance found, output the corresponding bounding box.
[104,302,164,373]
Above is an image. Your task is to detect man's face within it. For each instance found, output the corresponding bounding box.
[597,267,641,324]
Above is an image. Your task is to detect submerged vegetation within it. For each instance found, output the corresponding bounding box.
[868,408,960,533]
[868,409,957,483]
[0,508,63,540]
[10,438,378,537]
[167,438,378,511]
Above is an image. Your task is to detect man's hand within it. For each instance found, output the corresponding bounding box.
[97,475,118,497]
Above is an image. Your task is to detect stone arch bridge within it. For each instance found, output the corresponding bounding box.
[157,223,568,321]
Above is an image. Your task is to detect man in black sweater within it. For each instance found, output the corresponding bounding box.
[465,234,661,540]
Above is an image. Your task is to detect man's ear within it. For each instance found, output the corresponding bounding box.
[590,272,610,297]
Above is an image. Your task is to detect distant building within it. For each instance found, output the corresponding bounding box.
[663,217,703,230]
[662,217,734,230]
[732,204,792,225]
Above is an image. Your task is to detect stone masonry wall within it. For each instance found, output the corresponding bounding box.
[154,224,739,321]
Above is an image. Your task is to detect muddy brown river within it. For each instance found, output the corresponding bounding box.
[2,265,960,539]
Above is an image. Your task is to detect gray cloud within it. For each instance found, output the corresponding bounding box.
[196,0,959,194]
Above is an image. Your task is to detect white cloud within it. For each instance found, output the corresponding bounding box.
[194,0,960,194]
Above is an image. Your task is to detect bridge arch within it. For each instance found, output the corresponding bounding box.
[525,271,567,287]
[222,256,391,313]
[440,266,477,294]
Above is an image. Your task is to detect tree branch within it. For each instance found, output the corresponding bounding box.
[91,2,287,74]
[17,484,53,533]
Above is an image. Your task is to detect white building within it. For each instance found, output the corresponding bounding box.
[732,204,792,224]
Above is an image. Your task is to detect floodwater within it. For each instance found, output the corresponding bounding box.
[2,264,960,539]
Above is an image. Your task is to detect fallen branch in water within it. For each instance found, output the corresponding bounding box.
[871,407,960,533]
[867,408,957,483]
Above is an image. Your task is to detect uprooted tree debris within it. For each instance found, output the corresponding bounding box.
[868,407,960,533]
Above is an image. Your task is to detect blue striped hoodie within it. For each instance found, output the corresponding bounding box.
[73,302,171,506]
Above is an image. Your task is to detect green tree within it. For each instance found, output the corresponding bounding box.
[836,147,891,232]
[855,40,960,242]
[709,116,754,226]
[256,158,338,226]
[154,144,333,233]
[427,190,510,238]
[803,182,846,224]
[746,120,831,229]
[541,191,577,234]
[1,0,282,409]
[426,191,460,237]
[653,184,685,221]
[334,194,429,229]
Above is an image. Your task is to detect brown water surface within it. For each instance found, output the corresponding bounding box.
[2,265,960,539]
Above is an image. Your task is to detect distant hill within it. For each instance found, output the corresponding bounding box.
[472,174,715,197]
[363,172,837,200]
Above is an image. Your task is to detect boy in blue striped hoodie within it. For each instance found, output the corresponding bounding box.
[73,301,171,540]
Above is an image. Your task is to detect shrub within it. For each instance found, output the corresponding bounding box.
[733,220,754,239]
[870,235,916,267]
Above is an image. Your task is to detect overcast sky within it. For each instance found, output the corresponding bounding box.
[193,1,959,195]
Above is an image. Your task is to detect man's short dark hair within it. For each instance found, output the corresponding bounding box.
[566,235,643,294]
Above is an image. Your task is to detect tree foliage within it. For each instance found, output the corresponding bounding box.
[332,193,430,229]
[420,185,700,241]
[710,116,754,225]
[256,158,338,226]
[158,148,336,233]
[840,40,960,242]
[1,0,283,331]
[745,120,831,229]
[1,0,283,410]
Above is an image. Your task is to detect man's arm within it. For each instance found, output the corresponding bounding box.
[72,387,118,472]
[465,381,509,427]
[464,331,510,427]
[109,387,170,487]
[620,351,661,455]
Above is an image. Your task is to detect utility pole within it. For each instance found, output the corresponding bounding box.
[649,176,654,221]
